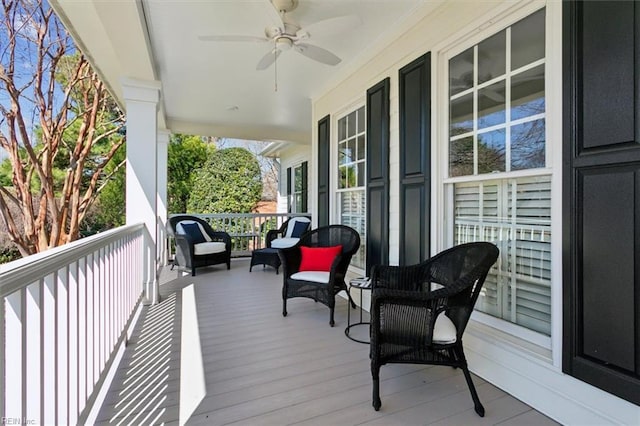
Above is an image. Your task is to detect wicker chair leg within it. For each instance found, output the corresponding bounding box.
[372,365,381,410]
[461,363,484,417]
[329,307,335,327]
[191,267,196,277]
[227,260,231,270]
[282,299,288,317]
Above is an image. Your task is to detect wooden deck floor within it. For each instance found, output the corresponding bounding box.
[96,258,559,426]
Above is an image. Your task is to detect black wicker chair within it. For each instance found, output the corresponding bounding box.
[266,216,311,249]
[279,224,361,326]
[369,242,499,416]
[169,215,232,276]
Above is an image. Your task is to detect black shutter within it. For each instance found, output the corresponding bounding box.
[286,166,292,213]
[301,161,308,213]
[399,53,431,266]
[563,0,640,405]
[317,115,330,226]
[366,78,390,273]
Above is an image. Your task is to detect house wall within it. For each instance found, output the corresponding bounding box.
[277,144,311,214]
[310,0,639,424]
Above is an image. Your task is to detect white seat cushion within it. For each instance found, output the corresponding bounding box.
[433,312,457,344]
[271,237,300,249]
[193,241,226,255]
[290,271,330,284]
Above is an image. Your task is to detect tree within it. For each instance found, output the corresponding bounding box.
[167,134,210,213]
[216,138,279,201]
[80,142,126,235]
[0,0,125,256]
[187,147,262,214]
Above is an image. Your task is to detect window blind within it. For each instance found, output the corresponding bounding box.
[454,175,551,335]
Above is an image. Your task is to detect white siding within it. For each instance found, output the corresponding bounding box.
[278,144,311,214]
[310,0,639,424]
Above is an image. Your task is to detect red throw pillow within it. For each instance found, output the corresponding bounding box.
[299,245,343,272]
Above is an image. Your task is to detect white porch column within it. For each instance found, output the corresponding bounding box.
[122,78,161,304]
[157,130,170,266]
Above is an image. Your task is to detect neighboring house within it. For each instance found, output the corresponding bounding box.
[46,0,640,424]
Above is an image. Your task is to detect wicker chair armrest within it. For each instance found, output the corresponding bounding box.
[208,231,232,251]
[279,246,302,276]
[174,233,195,251]
[266,229,283,248]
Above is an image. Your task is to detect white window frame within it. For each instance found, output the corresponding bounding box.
[332,101,367,273]
[291,162,305,213]
[434,1,563,367]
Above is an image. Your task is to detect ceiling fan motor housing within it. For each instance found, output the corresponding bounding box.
[271,0,298,13]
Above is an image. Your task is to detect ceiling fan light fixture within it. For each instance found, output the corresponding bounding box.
[275,37,293,51]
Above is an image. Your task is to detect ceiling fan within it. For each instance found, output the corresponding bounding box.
[198,0,359,71]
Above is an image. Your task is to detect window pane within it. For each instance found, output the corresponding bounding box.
[478,80,506,129]
[356,135,365,161]
[340,190,366,269]
[449,47,474,96]
[449,136,474,177]
[347,137,356,163]
[357,107,365,133]
[511,119,545,170]
[338,142,347,165]
[511,65,545,120]
[450,94,473,135]
[295,194,302,212]
[338,117,346,141]
[478,30,506,84]
[478,129,506,174]
[294,166,302,191]
[357,162,365,187]
[339,166,347,189]
[347,111,356,137]
[511,8,545,70]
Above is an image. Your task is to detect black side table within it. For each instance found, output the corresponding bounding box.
[249,247,281,274]
[345,277,371,344]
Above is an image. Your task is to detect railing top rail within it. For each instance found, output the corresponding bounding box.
[168,213,309,219]
[0,223,145,298]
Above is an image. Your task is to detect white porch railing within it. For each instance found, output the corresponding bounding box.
[169,213,309,257]
[0,224,146,425]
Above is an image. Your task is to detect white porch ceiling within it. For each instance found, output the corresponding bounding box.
[50,0,434,144]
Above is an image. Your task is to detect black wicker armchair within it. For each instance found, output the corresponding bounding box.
[369,242,499,416]
[266,216,311,249]
[169,215,232,276]
[279,225,361,326]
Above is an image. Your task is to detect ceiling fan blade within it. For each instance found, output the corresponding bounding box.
[297,15,361,39]
[295,43,341,66]
[256,48,282,70]
[198,35,269,43]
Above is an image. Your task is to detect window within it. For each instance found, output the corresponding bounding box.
[290,163,307,213]
[337,106,366,269]
[447,9,551,336]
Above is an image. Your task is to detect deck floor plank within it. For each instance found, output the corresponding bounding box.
[95,259,558,426]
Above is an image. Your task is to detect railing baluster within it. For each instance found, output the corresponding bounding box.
[25,282,41,424]
[78,256,86,414]
[86,252,94,399]
[42,274,56,424]
[57,267,69,425]
[68,261,79,425]
[4,291,23,421]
